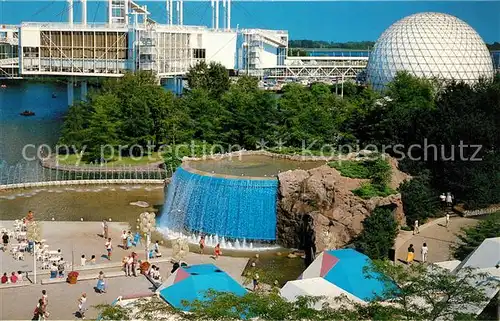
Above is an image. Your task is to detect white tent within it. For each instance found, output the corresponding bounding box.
[461,237,500,269]
[280,277,366,310]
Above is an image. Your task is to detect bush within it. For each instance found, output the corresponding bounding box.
[355,207,399,259]
[329,160,371,179]
[399,175,439,226]
[352,183,397,199]
[400,225,413,231]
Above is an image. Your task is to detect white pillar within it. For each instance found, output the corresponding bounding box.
[166,0,170,25]
[81,0,87,25]
[215,0,219,30]
[33,248,37,284]
[146,233,151,263]
[68,0,74,25]
[169,0,173,25]
[81,81,88,102]
[108,0,113,24]
[180,0,183,25]
[222,0,226,30]
[227,0,231,30]
[211,0,215,29]
[176,0,181,25]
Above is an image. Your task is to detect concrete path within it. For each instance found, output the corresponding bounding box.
[395,216,478,264]
[0,221,249,320]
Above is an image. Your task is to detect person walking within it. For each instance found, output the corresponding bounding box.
[57,258,65,278]
[421,243,429,263]
[125,254,133,276]
[445,213,450,228]
[105,238,112,260]
[214,243,222,260]
[77,293,87,319]
[34,298,48,321]
[102,220,109,239]
[2,232,8,252]
[41,290,48,307]
[407,244,415,265]
[96,272,106,293]
[413,220,420,235]
[446,192,453,207]
[131,252,138,277]
[440,193,446,209]
[199,236,205,255]
[121,230,128,249]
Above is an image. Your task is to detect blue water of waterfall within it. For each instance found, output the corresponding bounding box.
[159,167,278,241]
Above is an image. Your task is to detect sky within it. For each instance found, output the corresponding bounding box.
[0,1,499,43]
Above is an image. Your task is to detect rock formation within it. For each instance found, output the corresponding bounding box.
[277,158,409,252]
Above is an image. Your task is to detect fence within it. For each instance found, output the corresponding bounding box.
[0,162,172,189]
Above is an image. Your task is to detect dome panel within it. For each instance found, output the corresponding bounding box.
[366,12,494,90]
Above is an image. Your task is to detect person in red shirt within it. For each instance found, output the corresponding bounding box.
[214,243,222,260]
[1,273,8,283]
[10,272,18,283]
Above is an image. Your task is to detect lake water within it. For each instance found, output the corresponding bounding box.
[0,81,68,167]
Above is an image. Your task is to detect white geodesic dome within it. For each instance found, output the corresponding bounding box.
[366,12,494,90]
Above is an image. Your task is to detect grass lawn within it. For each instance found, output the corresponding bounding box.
[56,152,163,166]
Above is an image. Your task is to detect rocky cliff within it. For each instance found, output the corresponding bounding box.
[277,159,408,251]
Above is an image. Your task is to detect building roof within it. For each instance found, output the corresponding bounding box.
[461,237,500,270]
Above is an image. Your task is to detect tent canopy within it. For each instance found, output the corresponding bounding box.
[158,264,247,311]
[300,249,391,301]
[280,277,366,310]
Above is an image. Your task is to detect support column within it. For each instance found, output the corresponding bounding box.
[67,80,74,106]
[80,81,88,102]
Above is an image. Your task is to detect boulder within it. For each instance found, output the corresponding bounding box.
[277,159,407,252]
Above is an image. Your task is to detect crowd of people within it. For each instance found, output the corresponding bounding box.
[1,271,24,284]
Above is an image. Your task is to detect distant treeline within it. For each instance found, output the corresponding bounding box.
[487,42,500,50]
[289,39,500,51]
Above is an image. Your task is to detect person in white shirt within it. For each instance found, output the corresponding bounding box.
[78,293,87,319]
[413,220,419,235]
[121,231,128,250]
[445,213,450,228]
[17,271,24,282]
[80,254,86,266]
[421,243,428,263]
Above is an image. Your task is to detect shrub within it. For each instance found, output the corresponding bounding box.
[355,207,398,259]
[329,160,371,179]
[453,212,500,260]
[353,183,397,199]
[399,175,439,226]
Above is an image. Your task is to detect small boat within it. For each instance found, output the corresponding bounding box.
[52,93,57,98]
[20,110,35,116]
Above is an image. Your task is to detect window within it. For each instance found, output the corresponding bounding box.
[193,48,206,59]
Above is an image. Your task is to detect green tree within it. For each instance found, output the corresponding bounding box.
[365,260,493,321]
[399,175,439,226]
[58,101,92,151]
[355,207,399,259]
[82,93,119,162]
[453,212,500,260]
[186,61,230,98]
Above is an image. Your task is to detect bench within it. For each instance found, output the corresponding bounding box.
[41,270,126,285]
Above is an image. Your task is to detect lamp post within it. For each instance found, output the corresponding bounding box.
[139,212,156,263]
[26,220,42,284]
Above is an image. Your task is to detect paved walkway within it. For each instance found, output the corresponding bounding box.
[395,216,478,264]
[0,221,248,320]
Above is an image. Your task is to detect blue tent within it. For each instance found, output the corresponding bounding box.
[299,249,391,301]
[158,264,247,310]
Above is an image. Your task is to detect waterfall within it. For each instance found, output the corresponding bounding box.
[159,167,278,241]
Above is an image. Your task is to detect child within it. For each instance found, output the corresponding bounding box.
[214,243,222,260]
[81,254,86,266]
[199,236,205,255]
[90,255,96,265]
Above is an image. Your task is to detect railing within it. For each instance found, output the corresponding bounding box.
[0,162,172,189]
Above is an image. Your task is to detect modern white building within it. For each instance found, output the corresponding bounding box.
[367,12,495,90]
